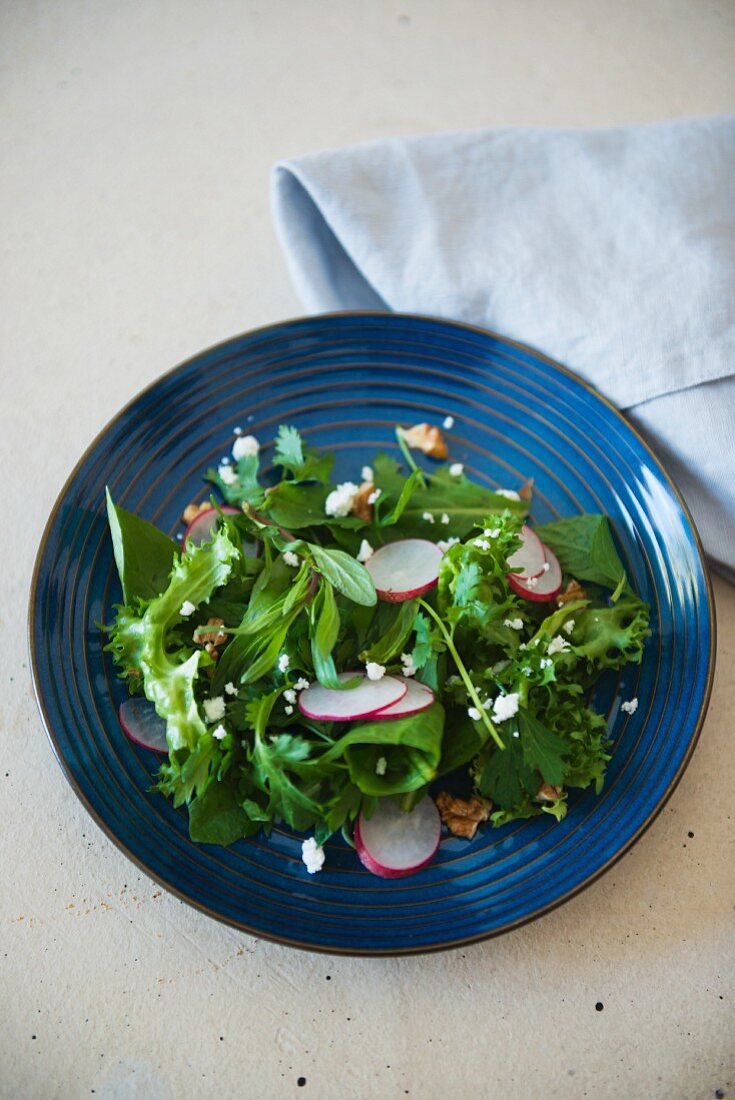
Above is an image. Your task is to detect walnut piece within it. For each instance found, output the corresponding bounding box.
[399,422,449,459]
[182,501,211,525]
[351,481,375,523]
[557,579,586,606]
[435,792,492,839]
[198,617,226,645]
[535,782,562,802]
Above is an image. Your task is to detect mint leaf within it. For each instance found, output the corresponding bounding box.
[308,545,376,606]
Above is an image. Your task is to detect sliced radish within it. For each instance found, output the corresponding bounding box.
[365,539,444,602]
[371,678,434,720]
[184,506,240,547]
[298,672,407,722]
[508,546,563,601]
[355,797,441,878]
[506,524,547,580]
[119,698,169,754]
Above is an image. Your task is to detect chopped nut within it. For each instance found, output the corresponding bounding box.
[435,792,492,839]
[199,617,226,645]
[182,501,211,525]
[535,782,562,802]
[518,477,534,502]
[351,481,375,522]
[399,422,449,459]
[556,579,587,606]
[204,643,220,662]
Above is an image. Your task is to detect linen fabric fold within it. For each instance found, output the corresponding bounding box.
[272,117,735,578]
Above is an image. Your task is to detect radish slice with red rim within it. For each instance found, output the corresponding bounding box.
[119,698,169,754]
[506,524,547,580]
[184,505,259,556]
[355,797,441,878]
[508,546,563,601]
[298,673,407,722]
[365,538,444,602]
[370,677,434,720]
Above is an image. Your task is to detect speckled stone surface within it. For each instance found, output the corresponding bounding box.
[2,2,734,1097]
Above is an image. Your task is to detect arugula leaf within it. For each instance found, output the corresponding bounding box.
[307,545,377,606]
[517,710,569,787]
[105,489,179,604]
[535,514,627,592]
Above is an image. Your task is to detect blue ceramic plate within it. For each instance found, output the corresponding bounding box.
[29,313,715,955]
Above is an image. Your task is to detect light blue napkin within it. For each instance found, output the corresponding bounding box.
[272,117,735,580]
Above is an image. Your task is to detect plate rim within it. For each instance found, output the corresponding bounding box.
[27,310,717,956]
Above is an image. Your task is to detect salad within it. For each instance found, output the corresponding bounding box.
[104,421,650,877]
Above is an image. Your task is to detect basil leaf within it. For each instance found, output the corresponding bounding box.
[535,514,627,592]
[105,488,179,604]
[308,545,377,606]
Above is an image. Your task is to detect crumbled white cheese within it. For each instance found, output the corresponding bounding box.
[233,426,243,435]
[301,837,325,875]
[449,463,464,477]
[218,464,239,486]
[203,696,226,723]
[367,488,381,505]
[442,415,455,429]
[284,688,297,704]
[475,538,490,551]
[512,730,520,739]
[357,538,374,563]
[563,619,575,635]
[277,653,290,673]
[294,677,310,692]
[542,561,551,573]
[522,666,533,676]
[483,527,501,539]
[180,600,196,617]
[524,575,539,589]
[325,481,359,517]
[232,434,260,460]
[467,706,482,721]
[224,681,238,696]
[400,652,417,677]
[547,634,571,656]
[375,756,388,776]
[212,724,227,741]
[422,511,435,524]
[282,550,300,567]
[621,697,639,715]
[437,537,460,554]
[440,513,450,525]
[284,705,294,716]
[496,489,521,501]
[539,657,552,669]
[491,692,520,723]
[220,456,231,465]
[176,533,183,541]
[365,662,386,681]
[361,465,374,482]
[504,618,524,630]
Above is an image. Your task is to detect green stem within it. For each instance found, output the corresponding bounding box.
[395,428,427,487]
[418,599,505,750]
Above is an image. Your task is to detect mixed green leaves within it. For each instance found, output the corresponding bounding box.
[103,425,650,850]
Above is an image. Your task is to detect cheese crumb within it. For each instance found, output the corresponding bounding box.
[212,724,227,741]
[375,756,388,776]
[232,434,260,460]
[180,600,196,617]
[547,634,571,656]
[442,415,455,429]
[400,652,417,677]
[524,575,539,589]
[367,488,381,505]
[365,662,386,681]
[284,689,297,704]
[277,653,290,673]
[357,538,374,563]
[440,513,450,525]
[491,692,520,723]
[449,463,464,477]
[504,618,524,630]
[233,426,243,435]
[496,489,521,501]
[224,681,238,696]
[361,465,374,482]
[563,619,575,635]
[294,677,310,691]
[301,837,325,875]
[203,696,226,723]
[325,481,359,517]
[284,705,294,716]
[422,511,435,524]
[467,706,482,721]
[218,464,239,486]
[437,536,460,553]
[475,538,490,551]
[621,697,639,715]
[282,550,300,567]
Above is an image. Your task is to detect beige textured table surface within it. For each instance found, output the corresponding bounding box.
[2,2,734,1097]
